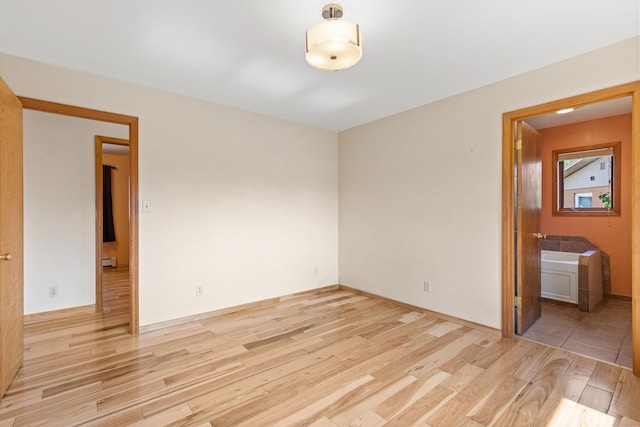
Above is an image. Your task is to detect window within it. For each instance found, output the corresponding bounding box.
[574,193,592,208]
[552,141,621,216]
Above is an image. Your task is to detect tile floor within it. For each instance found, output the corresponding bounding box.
[521,297,632,368]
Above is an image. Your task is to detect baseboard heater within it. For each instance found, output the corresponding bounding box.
[102,257,117,268]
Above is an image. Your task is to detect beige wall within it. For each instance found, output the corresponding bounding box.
[23,111,128,314]
[4,36,639,330]
[1,53,339,326]
[103,152,130,267]
[338,37,639,329]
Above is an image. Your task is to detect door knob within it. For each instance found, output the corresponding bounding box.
[534,233,547,239]
[0,253,12,261]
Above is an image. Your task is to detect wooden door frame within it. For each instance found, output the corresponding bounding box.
[502,81,640,376]
[19,97,140,334]
[95,135,130,314]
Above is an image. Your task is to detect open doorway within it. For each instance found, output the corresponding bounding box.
[501,82,640,376]
[20,97,140,333]
[520,98,632,367]
[95,136,130,320]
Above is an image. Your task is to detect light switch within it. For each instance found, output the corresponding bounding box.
[142,200,151,212]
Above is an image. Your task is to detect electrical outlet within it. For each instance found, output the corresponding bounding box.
[196,285,204,296]
[49,286,58,297]
[423,281,431,292]
[314,267,318,275]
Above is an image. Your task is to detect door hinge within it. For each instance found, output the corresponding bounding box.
[514,296,522,309]
[515,139,522,151]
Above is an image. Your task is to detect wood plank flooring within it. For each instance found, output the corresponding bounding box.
[1,271,639,426]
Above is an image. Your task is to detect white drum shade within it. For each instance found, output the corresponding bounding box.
[306,17,361,71]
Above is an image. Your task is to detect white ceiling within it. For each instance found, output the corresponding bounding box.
[0,1,638,131]
[526,96,633,130]
[103,143,129,155]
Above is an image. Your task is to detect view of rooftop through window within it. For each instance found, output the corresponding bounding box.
[562,154,612,209]
[554,142,619,215]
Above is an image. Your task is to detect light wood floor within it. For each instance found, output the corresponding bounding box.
[1,273,639,426]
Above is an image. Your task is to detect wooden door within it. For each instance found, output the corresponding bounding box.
[516,120,542,334]
[0,77,23,398]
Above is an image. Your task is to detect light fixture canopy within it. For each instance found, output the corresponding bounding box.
[305,4,362,71]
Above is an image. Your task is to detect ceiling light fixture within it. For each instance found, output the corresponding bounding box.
[556,108,575,114]
[305,3,362,71]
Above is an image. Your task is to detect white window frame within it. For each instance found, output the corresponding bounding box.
[574,192,593,208]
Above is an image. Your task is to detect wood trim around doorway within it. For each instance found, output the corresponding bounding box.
[19,97,140,334]
[501,81,640,376]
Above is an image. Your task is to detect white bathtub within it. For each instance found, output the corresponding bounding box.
[541,250,580,304]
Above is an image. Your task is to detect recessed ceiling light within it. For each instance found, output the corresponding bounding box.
[556,108,574,115]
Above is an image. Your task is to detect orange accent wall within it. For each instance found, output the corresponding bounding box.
[102,152,130,267]
[540,113,631,296]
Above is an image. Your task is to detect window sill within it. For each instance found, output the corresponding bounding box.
[553,209,620,217]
